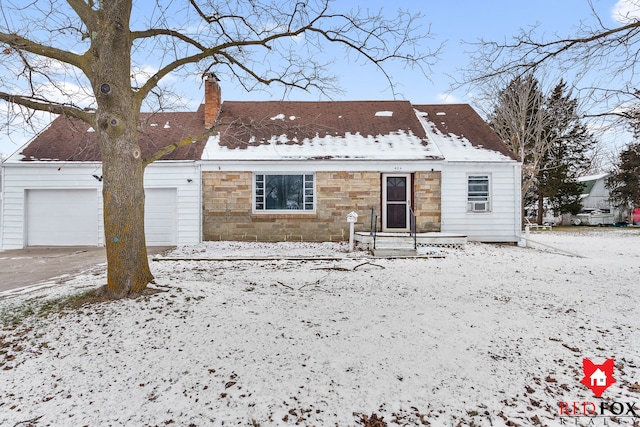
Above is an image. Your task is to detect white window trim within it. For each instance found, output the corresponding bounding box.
[467,174,491,213]
[253,172,316,214]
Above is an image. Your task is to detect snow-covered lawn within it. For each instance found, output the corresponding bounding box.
[1,229,639,426]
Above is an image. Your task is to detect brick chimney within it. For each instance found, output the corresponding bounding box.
[203,72,221,128]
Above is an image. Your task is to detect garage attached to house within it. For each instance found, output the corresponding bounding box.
[144,187,178,246]
[23,187,179,247]
[26,188,100,246]
[0,98,206,251]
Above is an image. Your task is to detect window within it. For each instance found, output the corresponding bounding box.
[255,174,315,212]
[467,175,490,212]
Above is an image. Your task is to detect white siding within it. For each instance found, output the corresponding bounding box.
[144,188,177,246]
[26,189,100,246]
[0,161,201,249]
[440,161,522,242]
[581,177,612,210]
[144,163,201,245]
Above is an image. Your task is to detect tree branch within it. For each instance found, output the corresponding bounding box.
[131,28,208,51]
[0,32,87,73]
[142,128,216,166]
[65,0,95,29]
[0,91,93,123]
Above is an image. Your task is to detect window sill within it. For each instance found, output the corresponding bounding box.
[252,212,317,219]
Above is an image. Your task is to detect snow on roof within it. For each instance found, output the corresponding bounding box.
[415,110,516,162]
[10,100,516,164]
[202,101,444,161]
[203,130,443,160]
[577,173,609,182]
[202,101,517,163]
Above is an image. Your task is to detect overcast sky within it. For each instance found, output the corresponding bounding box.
[0,0,634,157]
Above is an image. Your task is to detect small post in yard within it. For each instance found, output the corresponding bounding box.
[525,224,530,248]
[347,211,358,252]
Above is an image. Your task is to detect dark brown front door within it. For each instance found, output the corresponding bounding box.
[383,174,410,230]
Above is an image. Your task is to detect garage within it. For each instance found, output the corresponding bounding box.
[144,187,177,246]
[26,189,99,246]
[24,187,177,247]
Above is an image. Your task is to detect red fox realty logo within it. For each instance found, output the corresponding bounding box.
[559,358,638,423]
[580,358,616,397]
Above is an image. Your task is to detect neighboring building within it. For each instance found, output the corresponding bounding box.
[576,173,628,223]
[578,173,612,211]
[0,76,522,250]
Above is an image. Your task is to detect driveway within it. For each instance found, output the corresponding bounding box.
[0,246,171,293]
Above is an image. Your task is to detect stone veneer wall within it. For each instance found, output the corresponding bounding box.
[413,171,441,231]
[202,170,441,241]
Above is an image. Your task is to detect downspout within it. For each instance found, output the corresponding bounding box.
[197,161,203,244]
[515,162,523,245]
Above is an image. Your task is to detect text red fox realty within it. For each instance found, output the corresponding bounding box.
[558,358,638,424]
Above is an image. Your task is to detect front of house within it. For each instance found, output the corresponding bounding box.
[199,98,445,242]
[0,77,522,250]
[199,94,521,243]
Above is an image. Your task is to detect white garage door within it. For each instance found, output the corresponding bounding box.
[145,188,177,246]
[26,189,99,246]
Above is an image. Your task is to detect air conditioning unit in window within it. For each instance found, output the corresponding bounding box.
[472,202,488,212]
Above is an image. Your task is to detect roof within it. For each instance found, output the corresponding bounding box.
[12,100,517,164]
[577,173,609,182]
[577,173,609,197]
[580,179,598,196]
[203,100,443,160]
[203,101,517,162]
[414,104,518,161]
[15,107,208,162]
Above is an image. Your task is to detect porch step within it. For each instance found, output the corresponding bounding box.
[372,239,417,257]
[354,231,467,250]
[372,247,417,257]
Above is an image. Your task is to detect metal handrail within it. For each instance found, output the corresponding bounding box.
[370,207,378,250]
[409,206,417,250]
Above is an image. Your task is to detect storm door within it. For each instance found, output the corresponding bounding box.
[382,173,411,231]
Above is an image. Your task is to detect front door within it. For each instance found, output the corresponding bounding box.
[382,174,411,231]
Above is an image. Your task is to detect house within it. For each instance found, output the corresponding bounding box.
[575,173,629,223]
[590,368,607,387]
[578,173,613,212]
[0,76,522,250]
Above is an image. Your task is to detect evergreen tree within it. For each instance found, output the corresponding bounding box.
[607,142,640,216]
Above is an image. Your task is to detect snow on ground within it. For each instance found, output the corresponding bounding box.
[1,229,639,426]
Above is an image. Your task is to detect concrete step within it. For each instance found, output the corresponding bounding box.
[372,236,415,246]
[374,241,416,250]
[372,248,417,257]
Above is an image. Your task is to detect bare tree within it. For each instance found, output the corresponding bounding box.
[486,74,551,199]
[0,0,438,298]
[461,0,640,122]
[487,74,597,222]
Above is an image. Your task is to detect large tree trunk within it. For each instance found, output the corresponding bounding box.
[97,117,154,298]
[92,0,154,298]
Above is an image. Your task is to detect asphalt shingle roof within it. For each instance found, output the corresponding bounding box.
[19,106,208,162]
[17,100,517,163]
